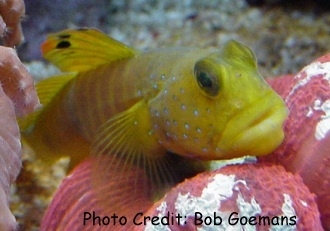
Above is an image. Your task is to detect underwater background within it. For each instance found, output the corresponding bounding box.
[9,0,330,230]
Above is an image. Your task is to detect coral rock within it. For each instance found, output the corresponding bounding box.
[135,163,322,230]
[0,0,25,47]
[0,46,39,117]
[0,45,39,230]
[260,53,330,229]
[42,160,323,230]
[41,156,153,231]
[0,86,20,231]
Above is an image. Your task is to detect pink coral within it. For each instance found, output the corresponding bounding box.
[136,163,322,230]
[0,47,39,117]
[0,46,39,230]
[260,54,330,229]
[0,85,20,231]
[0,0,25,47]
[41,156,153,231]
[41,160,322,230]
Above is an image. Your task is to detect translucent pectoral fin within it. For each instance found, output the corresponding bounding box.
[91,100,209,203]
[91,100,171,199]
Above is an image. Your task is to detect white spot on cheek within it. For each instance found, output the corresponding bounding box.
[161,74,165,80]
[181,104,186,110]
[196,127,202,133]
[193,109,199,116]
[163,108,168,114]
[180,87,185,94]
[172,76,176,81]
[183,133,188,139]
[184,123,189,129]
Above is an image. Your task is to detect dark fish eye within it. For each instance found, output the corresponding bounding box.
[195,70,220,97]
[197,72,213,88]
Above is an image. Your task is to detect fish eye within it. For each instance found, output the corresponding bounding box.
[194,66,220,97]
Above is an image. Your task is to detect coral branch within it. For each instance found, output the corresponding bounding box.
[0,0,25,47]
[0,45,39,230]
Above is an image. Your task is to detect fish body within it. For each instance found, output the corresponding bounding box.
[20,28,288,185]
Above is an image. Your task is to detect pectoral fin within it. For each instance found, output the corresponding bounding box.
[91,100,180,200]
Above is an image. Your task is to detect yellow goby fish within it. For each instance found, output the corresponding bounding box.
[20,28,287,189]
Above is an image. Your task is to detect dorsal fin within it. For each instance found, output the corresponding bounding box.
[41,28,137,72]
[221,40,257,69]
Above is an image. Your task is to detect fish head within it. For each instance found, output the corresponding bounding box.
[149,40,288,160]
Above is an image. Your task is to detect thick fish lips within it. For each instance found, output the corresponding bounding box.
[217,92,288,158]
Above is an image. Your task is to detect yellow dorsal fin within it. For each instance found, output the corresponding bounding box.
[19,73,76,132]
[41,28,137,72]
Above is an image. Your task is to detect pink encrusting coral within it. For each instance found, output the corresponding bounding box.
[260,54,330,229]
[135,163,322,231]
[0,85,20,231]
[41,156,154,231]
[0,46,39,117]
[0,0,25,47]
[41,160,323,231]
[0,46,39,230]
[0,1,37,230]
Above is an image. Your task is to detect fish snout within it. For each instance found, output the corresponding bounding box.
[215,92,288,158]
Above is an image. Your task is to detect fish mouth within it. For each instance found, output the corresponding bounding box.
[217,92,288,158]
